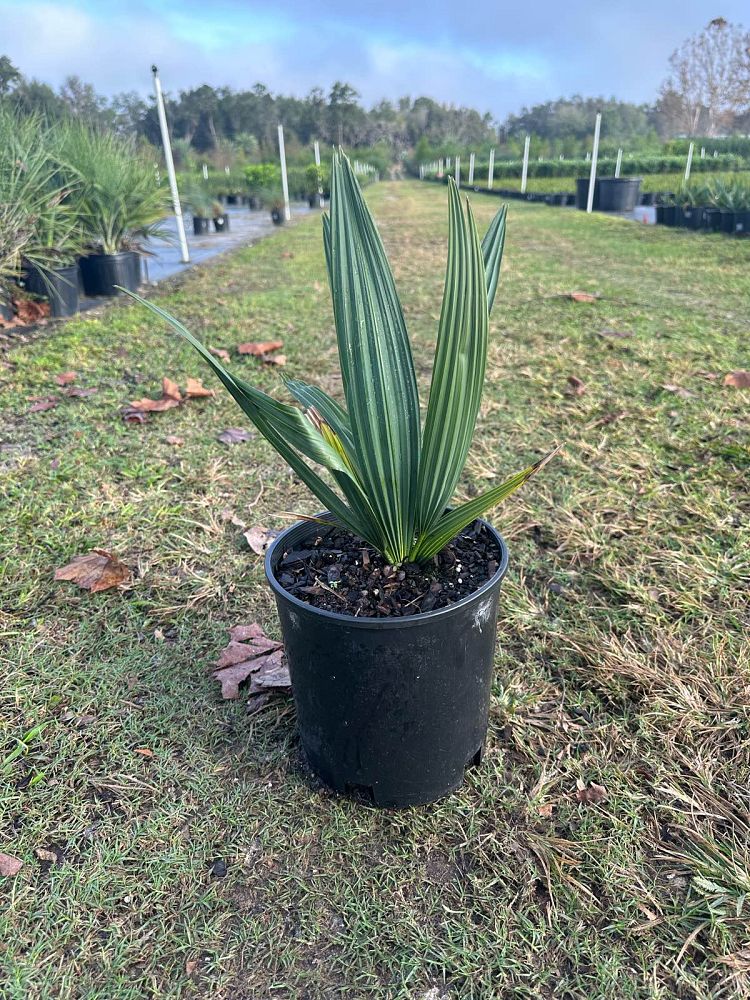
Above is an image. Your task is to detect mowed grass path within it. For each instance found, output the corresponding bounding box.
[1,183,748,1000]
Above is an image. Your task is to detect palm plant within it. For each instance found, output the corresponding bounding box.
[58,123,170,254]
[131,151,556,565]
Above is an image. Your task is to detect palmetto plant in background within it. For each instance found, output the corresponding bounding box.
[134,150,556,566]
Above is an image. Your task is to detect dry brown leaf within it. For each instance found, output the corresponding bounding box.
[127,376,183,415]
[537,803,554,818]
[575,780,607,805]
[162,377,182,401]
[0,853,23,876]
[262,353,287,366]
[134,748,154,757]
[29,395,60,412]
[597,328,632,339]
[164,435,184,446]
[35,847,59,864]
[724,370,750,389]
[209,346,230,361]
[568,291,598,303]
[15,297,49,324]
[237,340,283,356]
[186,958,199,976]
[243,526,278,555]
[64,386,97,399]
[213,623,284,700]
[54,549,131,593]
[217,427,252,445]
[55,370,77,385]
[220,509,245,528]
[661,383,695,399]
[566,375,586,396]
[185,377,214,398]
[247,648,290,695]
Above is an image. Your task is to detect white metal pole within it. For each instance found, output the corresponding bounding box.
[438,158,443,178]
[151,65,189,263]
[684,141,694,182]
[278,124,291,222]
[521,135,530,194]
[313,140,324,207]
[487,148,495,190]
[586,112,601,214]
[455,155,461,187]
[468,152,475,185]
[700,146,705,158]
[446,156,451,169]
[202,163,208,180]
[615,148,622,178]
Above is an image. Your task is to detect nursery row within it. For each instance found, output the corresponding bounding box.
[0,108,169,320]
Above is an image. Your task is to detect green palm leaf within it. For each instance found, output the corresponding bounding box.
[482,204,507,315]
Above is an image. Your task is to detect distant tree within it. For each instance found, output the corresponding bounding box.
[0,55,21,96]
[657,18,750,135]
[59,74,108,124]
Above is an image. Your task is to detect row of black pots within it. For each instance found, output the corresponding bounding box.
[192,214,230,236]
[21,251,141,318]
[576,177,642,212]
[655,205,749,234]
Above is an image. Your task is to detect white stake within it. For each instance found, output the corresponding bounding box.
[586,112,601,214]
[278,124,291,222]
[487,148,495,190]
[521,135,530,194]
[468,152,475,185]
[314,140,324,207]
[455,155,461,187]
[151,65,189,263]
[615,148,622,178]
[202,163,208,180]
[446,156,451,169]
[438,158,443,178]
[700,146,705,158]
[684,141,694,182]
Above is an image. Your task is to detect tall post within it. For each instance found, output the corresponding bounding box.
[684,141,694,182]
[151,65,189,263]
[586,112,601,214]
[202,163,208,180]
[700,146,705,158]
[278,124,291,222]
[521,135,530,194]
[615,148,623,178]
[438,158,443,178]
[455,155,461,187]
[313,140,324,207]
[487,148,495,190]
[468,152,475,185]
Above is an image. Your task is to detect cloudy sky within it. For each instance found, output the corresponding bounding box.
[1,1,747,116]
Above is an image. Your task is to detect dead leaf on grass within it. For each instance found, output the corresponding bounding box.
[0,853,23,876]
[15,297,49,324]
[568,291,598,303]
[126,376,183,415]
[575,780,607,805]
[209,346,230,361]
[566,375,586,396]
[35,847,59,864]
[220,508,245,528]
[185,958,199,976]
[133,748,154,757]
[537,803,554,818]
[243,525,278,555]
[661,383,695,399]
[54,549,131,593]
[64,386,97,398]
[262,353,286,366]
[597,328,632,339]
[165,435,184,446]
[237,340,283,356]
[212,623,285,700]
[28,395,60,412]
[724,370,750,389]
[54,371,77,385]
[185,377,214,398]
[217,427,252,445]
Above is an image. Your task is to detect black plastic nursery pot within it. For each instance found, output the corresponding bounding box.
[23,263,79,318]
[271,207,284,225]
[193,216,211,236]
[265,516,509,808]
[213,213,230,233]
[79,251,140,297]
[702,208,722,232]
[721,211,750,234]
[681,206,704,230]
[598,177,642,212]
[575,177,600,210]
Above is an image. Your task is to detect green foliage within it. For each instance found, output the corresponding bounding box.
[677,175,750,210]
[133,153,554,565]
[244,163,279,193]
[58,123,170,255]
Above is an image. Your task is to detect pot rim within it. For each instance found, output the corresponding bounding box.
[264,512,509,630]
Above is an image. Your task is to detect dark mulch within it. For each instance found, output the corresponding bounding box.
[273,520,502,618]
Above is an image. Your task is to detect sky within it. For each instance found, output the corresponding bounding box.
[1,1,747,118]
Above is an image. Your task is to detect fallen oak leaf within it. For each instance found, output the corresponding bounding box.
[221,508,245,528]
[217,427,253,445]
[247,648,290,695]
[212,623,283,700]
[126,375,183,415]
[29,396,60,412]
[568,291,598,303]
[162,377,182,401]
[566,375,586,396]
[209,346,230,361]
[724,370,750,389]
[575,780,607,805]
[133,748,154,757]
[0,853,23,876]
[237,340,283,356]
[597,328,632,339]
[661,383,695,399]
[185,377,214,398]
[35,847,59,864]
[262,353,286,366]
[63,386,97,398]
[164,435,184,446]
[54,549,131,593]
[54,370,77,385]
[243,526,278,555]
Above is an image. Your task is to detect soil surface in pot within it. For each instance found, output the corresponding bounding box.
[274,520,501,618]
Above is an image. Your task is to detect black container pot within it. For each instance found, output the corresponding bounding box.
[682,206,703,230]
[673,206,686,227]
[213,213,230,233]
[721,210,750,234]
[702,208,722,231]
[226,194,239,205]
[193,216,211,236]
[576,177,600,210]
[0,297,13,322]
[248,196,261,210]
[271,207,284,225]
[23,263,80,317]
[598,177,642,212]
[265,516,509,808]
[640,192,656,206]
[79,251,140,297]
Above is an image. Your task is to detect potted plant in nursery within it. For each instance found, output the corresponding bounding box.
[129,152,557,808]
[183,183,215,236]
[60,124,170,296]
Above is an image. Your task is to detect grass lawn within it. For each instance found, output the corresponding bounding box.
[1,181,749,1000]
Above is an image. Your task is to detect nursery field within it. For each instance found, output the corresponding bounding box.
[2,181,749,999]
[461,169,750,195]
